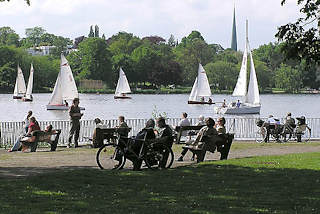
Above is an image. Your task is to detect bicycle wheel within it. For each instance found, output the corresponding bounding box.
[255,127,266,143]
[144,143,174,170]
[297,126,311,142]
[96,143,126,170]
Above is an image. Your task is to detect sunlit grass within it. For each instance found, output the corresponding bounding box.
[0,152,319,213]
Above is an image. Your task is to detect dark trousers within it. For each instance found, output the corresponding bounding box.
[69,121,80,146]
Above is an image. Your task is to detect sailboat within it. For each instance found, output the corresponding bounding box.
[188,64,213,105]
[22,64,34,102]
[114,67,132,99]
[13,65,26,99]
[215,20,260,114]
[47,54,85,110]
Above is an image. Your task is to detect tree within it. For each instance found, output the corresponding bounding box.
[94,25,99,38]
[274,63,302,93]
[74,38,113,86]
[88,26,94,38]
[205,61,238,91]
[142,36,166,45]
[168,34,176,47]
[0,27,19,46]
[25,27,46,46]
[276,0,320,62]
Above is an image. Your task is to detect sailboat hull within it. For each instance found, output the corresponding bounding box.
[188,101,214,105]
[214,104,260,114]
[22,97,33,102]
[114,96,132,99]
[13,96,23,99]
[46,105,85,111]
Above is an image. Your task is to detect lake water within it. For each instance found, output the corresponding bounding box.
[0,93,319,122]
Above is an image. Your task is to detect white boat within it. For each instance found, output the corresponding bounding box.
[47,54,85,110]
[114,67,132,99]
[22,64,34,102]
[188,64,213,105]
[215,20,260,114]
[13,65,26,99]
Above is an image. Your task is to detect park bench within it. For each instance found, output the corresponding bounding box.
[175,125,205,144]
[21,129,61,152]
[182,133,234,162]
[93,127,132,148]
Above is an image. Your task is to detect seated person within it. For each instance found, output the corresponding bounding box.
[216,117,226,135]
[263,115,280,142]
[155,117,173,147]
[222,99,227,108]
[208,98,212,103]
[285,112,296,129]
[296,116,307,142]
[196,115,206,126]
[178,112,191,137]
[177,117,218,161]
[92,118,105,148]
[130,119,156,170]
[117,115,130,137]
[236,100,241,108]
[8,117,40,152]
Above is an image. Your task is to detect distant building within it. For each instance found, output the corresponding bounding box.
[79,79,104,90]
[231,6,237,51]
[27,45,56,56]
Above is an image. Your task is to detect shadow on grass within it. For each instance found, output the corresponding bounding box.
[0,165,319,214]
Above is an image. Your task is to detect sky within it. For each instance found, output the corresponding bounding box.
[0,0,301,50]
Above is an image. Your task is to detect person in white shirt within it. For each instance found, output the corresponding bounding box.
[23,111,32,133]
[196,115,206,126]
[178,112,191,137]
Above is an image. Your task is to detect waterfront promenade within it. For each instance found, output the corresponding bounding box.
[1,117,320,148]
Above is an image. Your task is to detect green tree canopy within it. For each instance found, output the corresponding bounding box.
[0,27,19,47]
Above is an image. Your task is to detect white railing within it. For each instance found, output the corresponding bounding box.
[1,117,319,148]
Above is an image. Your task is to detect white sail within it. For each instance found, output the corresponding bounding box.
[25,64,34,100]
[48,54,78,106]
[60,54,78,100]
[188,64,212,102]
[188,77,198,101]
[245,47,260,104]
[48,69,63,105]
[196,64,212,97]
[232,21,248,97]
[13,65,26,96]
[115,67,131,96]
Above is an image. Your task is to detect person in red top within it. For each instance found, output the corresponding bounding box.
[27,117,40,135]
[8,116,41,152]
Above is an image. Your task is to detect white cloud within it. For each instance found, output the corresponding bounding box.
[0,0,302,49]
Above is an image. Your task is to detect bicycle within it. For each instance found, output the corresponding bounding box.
[281,123,311,142]
[96,130,174,170]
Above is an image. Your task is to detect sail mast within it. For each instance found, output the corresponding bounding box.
[25,64,34,99]
[232,20,248,97]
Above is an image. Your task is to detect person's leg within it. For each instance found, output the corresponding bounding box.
[10,137,21,151]
[74,123,80,147]
[68,121,76,147]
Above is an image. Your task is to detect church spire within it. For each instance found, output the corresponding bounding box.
[231,5,238,51]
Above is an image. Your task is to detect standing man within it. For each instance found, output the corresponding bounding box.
[68,98,83,148]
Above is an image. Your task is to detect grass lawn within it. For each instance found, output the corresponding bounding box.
[1,152,319,214]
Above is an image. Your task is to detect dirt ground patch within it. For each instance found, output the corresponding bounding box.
[1,142,320,178]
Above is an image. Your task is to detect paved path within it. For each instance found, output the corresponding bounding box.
[1,142,320,178]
